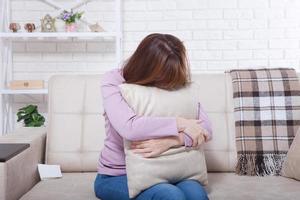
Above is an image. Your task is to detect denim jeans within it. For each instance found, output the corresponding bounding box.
[94,174,209,200]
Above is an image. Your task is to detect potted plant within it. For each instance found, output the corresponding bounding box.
[17,104,45,127]
[58,9,84,32]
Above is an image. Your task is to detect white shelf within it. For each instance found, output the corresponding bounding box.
[0,32,117,39]
[0,89,48,94]
[0,0,122,134]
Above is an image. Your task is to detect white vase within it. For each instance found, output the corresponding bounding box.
[56,20,65,32]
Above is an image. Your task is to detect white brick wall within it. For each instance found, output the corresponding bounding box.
[11,0,300,76]
[5,0,300,126]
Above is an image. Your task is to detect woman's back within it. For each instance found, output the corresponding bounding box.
[97,69,212,176]
[95,33,211,200]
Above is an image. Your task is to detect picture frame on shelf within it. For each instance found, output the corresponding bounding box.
[41,14,56,32]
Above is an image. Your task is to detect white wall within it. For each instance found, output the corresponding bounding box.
[11,0,300,76]
[6,0,300,127]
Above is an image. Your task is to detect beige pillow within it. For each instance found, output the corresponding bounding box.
[281,128,300,180]
[120,83,208,198]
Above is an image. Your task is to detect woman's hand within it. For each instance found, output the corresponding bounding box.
[130,133,185,158]
[177,117,206,147]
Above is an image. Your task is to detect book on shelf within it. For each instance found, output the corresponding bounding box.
[9,80,44,90]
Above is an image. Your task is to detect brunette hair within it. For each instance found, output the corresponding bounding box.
[122,33,190,90]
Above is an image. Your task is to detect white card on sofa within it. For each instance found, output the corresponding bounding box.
[38,164,62,180]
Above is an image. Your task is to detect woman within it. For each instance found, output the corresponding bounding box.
[94,33,212,200]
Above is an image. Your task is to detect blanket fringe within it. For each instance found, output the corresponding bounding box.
[236,153,286,176]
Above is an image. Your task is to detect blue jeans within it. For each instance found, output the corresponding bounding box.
[94,174,209,200]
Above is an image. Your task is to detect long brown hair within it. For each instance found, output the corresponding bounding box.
[122,33,190,90]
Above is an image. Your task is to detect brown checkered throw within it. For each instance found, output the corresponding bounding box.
[229,68,300,176]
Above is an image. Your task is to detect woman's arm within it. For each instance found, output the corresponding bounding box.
[101,69,179,141]
[182,103,213,147]
[131,133,186,158]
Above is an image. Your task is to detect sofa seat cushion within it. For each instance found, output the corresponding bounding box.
[207,173,300,200]
[20,173,99,200]
[20,172,300,200]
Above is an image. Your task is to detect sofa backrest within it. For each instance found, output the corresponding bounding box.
[192,73,236,172]
[46,75,104,172]
[46,73,236,172]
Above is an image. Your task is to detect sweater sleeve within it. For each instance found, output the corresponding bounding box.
[101,69,179,141]
[198,102,213,141]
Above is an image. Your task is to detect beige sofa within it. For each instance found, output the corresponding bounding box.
[1,73,300,200]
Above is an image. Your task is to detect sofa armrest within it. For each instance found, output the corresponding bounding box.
[0,127,46,200]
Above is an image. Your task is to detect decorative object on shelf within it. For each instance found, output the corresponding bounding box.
[41,14,56,32]
[55,19,65,32]
[24,23,36,33]
[89,22,104,32]
[58,9,84,32]
[9,80,44,90]
[17,105,45,127]
[9,23,20,32]
[65,23,77,32]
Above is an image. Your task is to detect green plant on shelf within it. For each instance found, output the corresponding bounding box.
[17,104,45,127]
[58,9,84,24]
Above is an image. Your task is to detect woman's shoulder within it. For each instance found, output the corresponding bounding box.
[103,68,122,79]
[101,68,125,86]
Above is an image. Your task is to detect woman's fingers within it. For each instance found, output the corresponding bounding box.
[132,148,152,154]
[192,137,198,147]
[201,129,209,142]
[143,150,163,158]
[143,152,156,158]
[131,142,148,149]
[198,135,204,147]
[192,134,206,147]
[133,148,157,158]
[131,140,146,145]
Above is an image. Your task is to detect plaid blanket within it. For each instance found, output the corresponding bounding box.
[229,68,300,176]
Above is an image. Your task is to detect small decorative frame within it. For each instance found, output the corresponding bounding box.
[41,14,56,32]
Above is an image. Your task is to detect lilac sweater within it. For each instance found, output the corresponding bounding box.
[97,69,212,176]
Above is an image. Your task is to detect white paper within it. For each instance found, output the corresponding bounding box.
[38,164,62,180]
